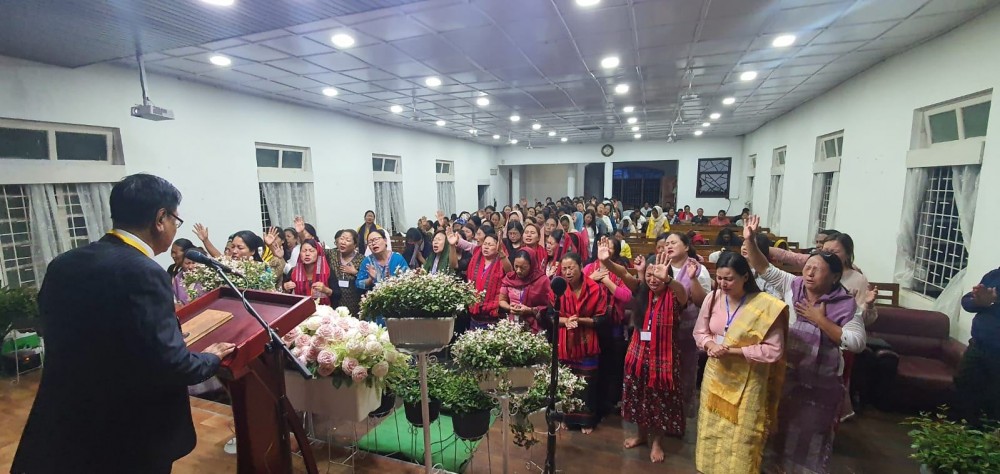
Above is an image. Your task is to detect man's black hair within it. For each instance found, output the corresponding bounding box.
[110,174,181,229]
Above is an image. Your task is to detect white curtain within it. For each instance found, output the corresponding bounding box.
[374,181,405,235]
[827,172,840,230]
[932,165,981,322]
[436,181,456,217]
[893,167,930,289]
[768,175,783,233]
[806,173,825,241]
[260,182,316,229]
[28,183,113,282]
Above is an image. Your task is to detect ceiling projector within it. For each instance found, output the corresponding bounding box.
[131,104,175,121]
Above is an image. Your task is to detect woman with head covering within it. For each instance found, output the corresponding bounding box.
[560,214,588,263]
[645,206,670,239]
[459,231,511,330]
[282,239,332,305]
[498,249,551,334]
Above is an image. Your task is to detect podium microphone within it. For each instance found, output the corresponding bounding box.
[184,249,245,277]
[545,276,567,474]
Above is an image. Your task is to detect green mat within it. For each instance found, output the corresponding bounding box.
[357,410,495,473]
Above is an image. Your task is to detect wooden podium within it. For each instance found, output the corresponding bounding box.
[177,287,318,474]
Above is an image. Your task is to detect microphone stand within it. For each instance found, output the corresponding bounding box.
[544,285,565,474]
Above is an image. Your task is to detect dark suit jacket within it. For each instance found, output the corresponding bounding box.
[12,235,220,473]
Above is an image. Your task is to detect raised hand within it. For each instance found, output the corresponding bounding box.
[294,216,305,234]
[446,226,459,246]
[649,252,671,282]
[686,261,698,279]
[634,255,648,275]
[865,284,878,306]
[193,223,210,242]
[971,284,999,307]
[794,301,827,324]
[597,243,611,262]
[264,227,279,246]
[743,215,760,241]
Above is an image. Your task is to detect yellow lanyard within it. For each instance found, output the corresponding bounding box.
[107,230,152,258]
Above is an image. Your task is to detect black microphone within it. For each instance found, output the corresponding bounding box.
[184,249,244,277]
[550,276,567,297]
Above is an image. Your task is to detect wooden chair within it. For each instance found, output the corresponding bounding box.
[870,282,900,307]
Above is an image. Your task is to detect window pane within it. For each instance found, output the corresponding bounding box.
[55,131,108,161]
[836,136,844,155]
[929,110,959,143]
[256,148,279,167]
[0,127,49,159]
[435,162,442,173]
[443,163,450,174]
[383,158,396,172]
[372,158,383,171]
[962,101,991,138]
[823,139,837,159]
[281,150,303,169]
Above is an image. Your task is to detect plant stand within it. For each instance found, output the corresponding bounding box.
[480,368,536,474]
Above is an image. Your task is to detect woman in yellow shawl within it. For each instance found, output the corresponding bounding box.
[693,252,788,474]
[645,205,670,239]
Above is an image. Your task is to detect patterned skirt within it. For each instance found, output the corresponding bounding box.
[562,356,601,429]
[621,345,685,437]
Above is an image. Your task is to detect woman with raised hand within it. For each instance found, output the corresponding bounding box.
[282,239,332,305]
[586,237,633,418]
[694,252,788,474]
[742,215,865,474]
[228,229,287,279]
[498,249,550,334]
[459,230,510,330]
[600,248,688,463]
[356,229,408,322]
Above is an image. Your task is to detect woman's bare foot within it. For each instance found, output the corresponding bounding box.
[649,437,665,463]
[623,436,646,449]
[581,426,594,434]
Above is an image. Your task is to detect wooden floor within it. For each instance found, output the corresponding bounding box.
[1,371,919,473]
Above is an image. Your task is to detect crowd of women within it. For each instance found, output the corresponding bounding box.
[165,196,882,474]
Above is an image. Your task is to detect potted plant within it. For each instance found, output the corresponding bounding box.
[438,370,497,441]
[388,361,449,427]
[509,366,586,449]
[281,305,410,423]
[359,269,480,352]
[906,410,1000,473]
[451,319,551,390]
[1,286,41,362]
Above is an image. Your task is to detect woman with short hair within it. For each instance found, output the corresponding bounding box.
[328,229,364,315]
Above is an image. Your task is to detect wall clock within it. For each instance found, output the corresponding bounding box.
[601,144,614,157]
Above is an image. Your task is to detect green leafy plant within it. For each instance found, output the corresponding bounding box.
[509,366,586,448]
[905,409,1000,473]
[359,269,481,320]
[0,285,39,332]
[437,369,496,415]
[386,360,450,405]
[451,319,551,371]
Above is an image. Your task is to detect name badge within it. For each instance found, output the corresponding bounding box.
[640,331,652,341]
[338,280,350,288]
[714,335,725,345]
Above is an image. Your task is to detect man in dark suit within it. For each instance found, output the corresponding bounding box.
[12,174,235,474]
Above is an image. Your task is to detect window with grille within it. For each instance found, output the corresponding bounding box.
[53,184,91,250]
[259,183,272,232]
[256,145,307,169]
[912,167,969,297]
[0,185,36,288]
[696,158,731,198]
[817,172,834,230]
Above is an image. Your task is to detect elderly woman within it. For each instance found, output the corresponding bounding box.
[742,216,865,474]
[498,249,550,334]
[645,206,670,239]
[328,229,365,315]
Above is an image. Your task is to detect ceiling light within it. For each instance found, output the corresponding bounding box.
[510,114,521,122]
[614,84,629,94]
[627,117,638,124]
[740,71,758,81]
[722,97,736,105]
[772,34,796,48]
[709,112,721,120]
[201,0,234,6]
[469,129,477,135]
[631,126,640,132]
[510,139,519,145]
[694,130,704,136]
[476,97,490,106]
[330,34,355,49]
[622,106,634,113]
[322,87,338,97]
[435,120,446,126]
[548,131,556,137]
[532,123,541,130]
[493,134,500,140]
[390,104,403,114]
[209,55,231,66]
[425,76,442,87]
[634,133,642,139]
[600,56,620,69]
[702,122,710,127]
[561,137,568,142]
[576,0,600,6]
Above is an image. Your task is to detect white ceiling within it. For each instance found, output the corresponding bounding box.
[14,0,1000,144]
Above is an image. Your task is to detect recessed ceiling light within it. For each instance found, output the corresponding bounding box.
[709,112,721,120]
[702,122,710,127]
[740,71,758,81]
[722,97,736,105]
[201,0,234,6]
[576,0,600,6]
[694,130,704,136]
[548,131,556,137]
[510,114,521,122]
[435,120,446,126]
[622,106,635,113]
[627,117,638,124]
[476,97,490,106]
[469,129,477,134]
[209,55,231,66]
[425,76,442,87]
[532,123,542,130]
[493,134,500,140]
[634,133,642,139]
[390,104,403,113]
[631,126,640,132]
[322,87,338,97]
[614,84,629,94]
[561,137,568,142]
[510,139,519,144]
[331,34,355,49]
[772,34,796,48]
[600,56,620,69]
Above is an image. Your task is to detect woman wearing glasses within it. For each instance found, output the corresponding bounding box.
[741,216,866,474]
[356,228,408,292]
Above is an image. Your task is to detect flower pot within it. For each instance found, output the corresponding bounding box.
[386,317,455,353]
[368,390,396,418]
[404,398,441,427]
[452,408,492,441]
[282,372,382,423]
[478,366,538,391]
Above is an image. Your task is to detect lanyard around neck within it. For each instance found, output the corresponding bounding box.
[107,230,152,258]
[724,294,747,333]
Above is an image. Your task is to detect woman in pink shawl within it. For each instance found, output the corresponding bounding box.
[498,248,551,334]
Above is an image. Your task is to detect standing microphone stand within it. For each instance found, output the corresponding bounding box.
[544,278,567,474]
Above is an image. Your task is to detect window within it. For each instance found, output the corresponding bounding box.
[817,132,844,161]
[259,184,272,232]
[435,161,452,175]
[436,160,456,216]
[373,154,405,233]
[745,176,754,208]
[919,94,990,146]
[912,167,969,297]
[696,158,731,198]
[255,145,307,169]
[750,154,757,170]
[373,155,400,173]
[772,147,786,167]
[52,184,91,250]
[816,173,834,230]
[0,119,120,163]
[768,175,783,233]
[0,185,35,288]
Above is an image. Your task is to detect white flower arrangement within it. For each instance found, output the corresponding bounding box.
[451,319,551,372]
[282,305,410,388]
[359,268,481,320]
[182,255,278,300]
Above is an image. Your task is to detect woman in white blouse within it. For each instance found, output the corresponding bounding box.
[741,216,865,474]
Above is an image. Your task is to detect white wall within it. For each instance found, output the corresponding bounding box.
[0,56,498,267]
[742,7,1000,341]
[496,138,746,212]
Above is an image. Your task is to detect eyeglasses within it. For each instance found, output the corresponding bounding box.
[169,212,184,229]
